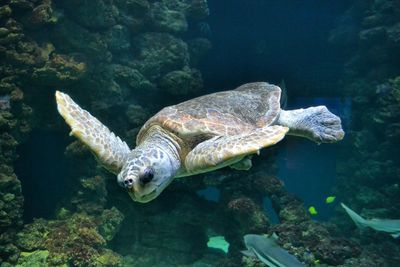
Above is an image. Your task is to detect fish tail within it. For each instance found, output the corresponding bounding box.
[341,203,367,228]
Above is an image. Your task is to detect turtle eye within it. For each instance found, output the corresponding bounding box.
[139,167,154,184]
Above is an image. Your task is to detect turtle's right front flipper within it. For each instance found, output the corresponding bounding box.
[55,91,130,174]
[185,125,288,175]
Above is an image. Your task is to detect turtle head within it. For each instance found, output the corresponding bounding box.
[117,147,179,203]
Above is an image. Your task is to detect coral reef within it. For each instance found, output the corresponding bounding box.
[3,0,398,265]
[0,0,211,265]
[329,0,400,223]
[12,163,125,266]
[15,211,123,266]
[227,197,270,235]
[132,32,190,80]
[109,190,215,266]
[328,0,400,264]
[160,67,203,95]
[271,221,361,266]
[241,174,361,266]
[0,32,33,264]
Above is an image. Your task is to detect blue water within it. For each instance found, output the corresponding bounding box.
[3,0,399,266]
[277,97,351,220]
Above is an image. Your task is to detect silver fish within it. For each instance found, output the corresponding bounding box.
[242,234,305,267]
[341,203,400,239]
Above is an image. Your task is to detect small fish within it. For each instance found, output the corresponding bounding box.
[308,206,318,215]
[325,196,336,204]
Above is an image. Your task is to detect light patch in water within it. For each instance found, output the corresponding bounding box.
[207,236,229,253]
[196,186,220,202]
[0,95,10,110]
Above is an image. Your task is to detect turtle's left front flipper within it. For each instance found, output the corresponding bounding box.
[185,125,288,174]
[55,91,130,174]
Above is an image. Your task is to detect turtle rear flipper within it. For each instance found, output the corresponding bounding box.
[278,106,344,143]
[55,91,130,174]
[185,125,288,174]
[230,156,252,170]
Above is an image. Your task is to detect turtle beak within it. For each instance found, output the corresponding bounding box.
[128,184,157,203]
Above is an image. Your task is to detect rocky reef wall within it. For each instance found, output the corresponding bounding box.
[329,0,400,264]
[0,0,211,265]
[0,0,399,266]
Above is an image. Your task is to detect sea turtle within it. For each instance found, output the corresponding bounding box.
[55,82,344,203]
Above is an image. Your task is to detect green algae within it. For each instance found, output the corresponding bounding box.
[16,250,50,267]
[99,207,125,241]
[15,211,123,266]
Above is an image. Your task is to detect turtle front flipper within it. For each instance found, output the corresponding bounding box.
[185,125,288,174]
[55,91,130,174]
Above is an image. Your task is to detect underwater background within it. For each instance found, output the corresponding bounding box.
[0,0,399,266]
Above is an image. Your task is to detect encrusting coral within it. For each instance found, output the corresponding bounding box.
[5,0,398,266]
[15,211,123,266]
[328,0,400,263]
[0,0,212,265]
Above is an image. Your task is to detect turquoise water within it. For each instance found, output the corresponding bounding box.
[1,0,399,266]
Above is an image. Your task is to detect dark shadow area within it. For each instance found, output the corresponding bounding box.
[277,96,351,220]
[15,130,70,222]
[201,0,351,95]
[195,0,352,221]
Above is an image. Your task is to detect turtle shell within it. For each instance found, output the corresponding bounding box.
[137,82,281,146]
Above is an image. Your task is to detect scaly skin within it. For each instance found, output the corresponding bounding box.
[118,125,181,203]
[277,106,345,143]
[56,91,130,174]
